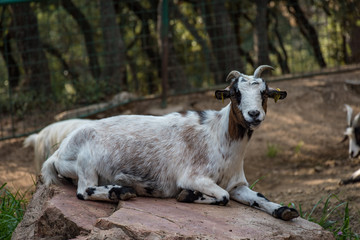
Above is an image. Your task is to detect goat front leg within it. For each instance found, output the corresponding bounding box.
[177,176,229,205]
[230,185,299,221]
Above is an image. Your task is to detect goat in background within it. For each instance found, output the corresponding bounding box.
[24,119,93,174]
[41,65,299,221]
[340,104,360,185]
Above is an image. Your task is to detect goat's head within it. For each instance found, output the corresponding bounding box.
[342,104,360,158]
[215,65,287,129]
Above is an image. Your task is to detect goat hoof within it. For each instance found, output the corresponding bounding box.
[218,196,229,206]
[177,189,203,203]
[77,193,85,200]
[273,206,299,221]
[109,186,137,201]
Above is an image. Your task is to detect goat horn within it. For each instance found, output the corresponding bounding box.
[226,71,242,82]
[253,65,274,78]
[353,113,360,127]
[344,104,353,127]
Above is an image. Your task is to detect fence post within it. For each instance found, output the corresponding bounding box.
[159,0,169,108]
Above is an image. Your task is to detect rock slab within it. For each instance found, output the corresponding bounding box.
[12,182,335,240]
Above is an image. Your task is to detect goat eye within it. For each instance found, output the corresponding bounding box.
[251,82,259,85]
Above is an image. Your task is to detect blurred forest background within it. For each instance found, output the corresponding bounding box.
[0,0,359,140]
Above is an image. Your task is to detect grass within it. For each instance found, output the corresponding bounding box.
[250,178,359,239]
[267,143,279,158]
[2,177,359,239]
[289,194,360,240]
[294,140,304,155]
[0,183,28,240]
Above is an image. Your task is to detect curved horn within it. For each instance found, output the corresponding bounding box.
[353,113,360,127]
[344,104,353,127]
[253,65,274,78]
[226,70,241,82]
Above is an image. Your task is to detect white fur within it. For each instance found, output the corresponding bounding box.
[24,119,93,174]
[41,67,298,220]
[237,76,267,125]
[341,105,360,184]
[343,105,360,158]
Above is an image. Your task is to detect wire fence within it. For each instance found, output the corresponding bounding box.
[0,0,358,140]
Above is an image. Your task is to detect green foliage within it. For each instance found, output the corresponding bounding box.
[249,176,265,190]
[294,140,304,155]
[0,183,28,240]
[267,143,279,158]
[289,194,360,239]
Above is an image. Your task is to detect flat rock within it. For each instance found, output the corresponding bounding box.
[12,182,335,240]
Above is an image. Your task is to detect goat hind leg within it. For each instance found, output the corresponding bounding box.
[76,170,136,202]
[84,185,136,202]
[76,163,136,201]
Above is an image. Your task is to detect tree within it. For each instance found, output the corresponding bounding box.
[99,0,126,94]
[200,0,244,84]
[287,0,326,68]
[268,4,290,74]
[122,1,161,94]
[254,0,271,66]
[61,0,101,80]
[0,7,20,90]
[9,2,51,94]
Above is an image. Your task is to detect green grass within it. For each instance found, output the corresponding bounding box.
[289,194,360,240]
[294,140,304,155]
[0,183,28,240]
[267,143,280,158]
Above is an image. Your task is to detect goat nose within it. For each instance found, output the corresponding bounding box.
[248,110,260,119]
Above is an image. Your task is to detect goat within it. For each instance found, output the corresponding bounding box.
[41,65,299,221]
[340,104,360,185]
[24,119,93,174]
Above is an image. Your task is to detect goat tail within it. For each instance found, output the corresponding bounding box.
[41,154,62,186]
[23,133,38,148]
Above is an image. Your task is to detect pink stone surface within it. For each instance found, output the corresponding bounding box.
[13,183,335,240]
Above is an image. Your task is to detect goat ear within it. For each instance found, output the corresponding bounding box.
[215,90,231,101]
[267,88,287,102]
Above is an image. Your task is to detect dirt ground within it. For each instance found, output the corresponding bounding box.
[1,69,360,233]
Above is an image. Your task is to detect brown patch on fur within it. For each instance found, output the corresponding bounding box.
[228,100,248,141]
[178,111,188,117]
[262,96,268,113]
[180,126,209,168]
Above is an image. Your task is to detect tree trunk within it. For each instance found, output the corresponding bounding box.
[287,0,326,68]
[172,3,220,81]
[0,32,20,89]
[61,0,101,80]
[99,0,126,94]
[124,1,160,94]
[9,3,51,94]
[201,0,244,84]
[254,0,271,67]
[41,42,79,82]
[349,25,360,63]
[269,7,290,74]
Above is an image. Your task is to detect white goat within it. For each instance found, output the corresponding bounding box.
[340,104,360,184]
[42,65,299,221]
[24,119,93,174]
